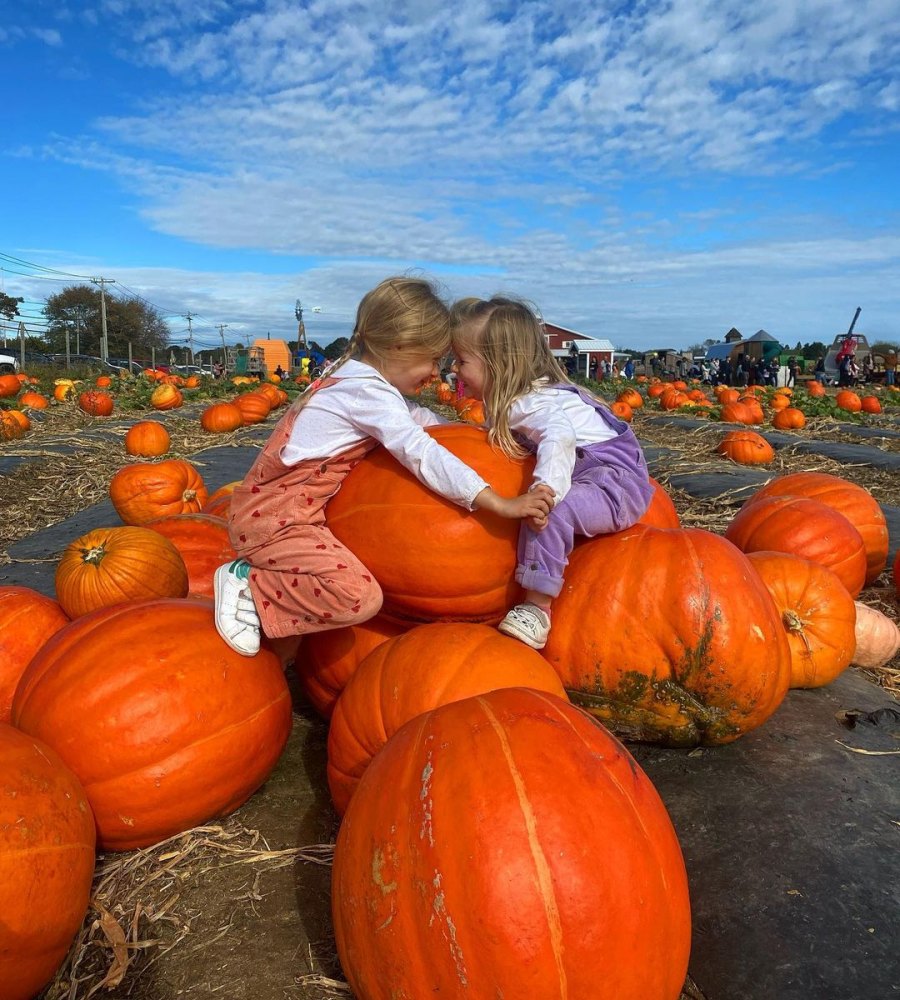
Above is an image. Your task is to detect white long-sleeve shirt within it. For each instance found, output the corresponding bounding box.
[281,360,489,510]
[507,383,617,502]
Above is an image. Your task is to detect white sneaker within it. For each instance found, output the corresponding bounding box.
[213,561,261,656]
[498,604,551,650]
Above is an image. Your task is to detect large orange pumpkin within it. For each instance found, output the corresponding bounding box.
[0,587,69,723]
[109,458,208,525]
[542,525,791,746]
[719,401,756,424]
[54,525,189,618]
[201,479,242,518]
[0,374,20,397]
[742,471,888,585]
[12,598,293,851]
[835,390,861,412]
[332,687,691,1000]
[144,513,237,599]
[327,622,567,815]
[860,395,881,414]
[233,391,272,424]
[77,389,114,416]
[124,419,171,456]
[771,406,806,429]
[0,725,96,1000]
[19,390,48,410]
[327,424,534,624]
[295,615,406,718]
[200,401,244,433]
[637,476,680,529]
[724,496,867,597]
[715,430,774,464]
[747,552,857,688]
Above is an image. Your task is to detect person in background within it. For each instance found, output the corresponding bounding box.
[884,351,897,387]
[623,358,635,379]
[450,296,653,650]
[814,356,826,384]
[212,276,552,656]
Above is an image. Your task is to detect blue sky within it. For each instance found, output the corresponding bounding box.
[2,0,899,355]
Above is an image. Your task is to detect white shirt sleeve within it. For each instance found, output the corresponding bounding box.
[508,392,578,503]
[351,381,488,510]
[407,400,451,427]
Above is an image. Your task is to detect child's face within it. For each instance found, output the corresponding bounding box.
[376,349,442,396]
[451,343,487,400]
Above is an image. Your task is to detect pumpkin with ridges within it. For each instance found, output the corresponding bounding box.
[144,513,237,599]
[12,598,292,850]
[109,458,208,525]
[542,525,791,746]
[333,687,691,1000]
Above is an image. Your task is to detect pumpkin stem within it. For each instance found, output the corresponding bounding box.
[782,609,812,654]
[81,545,107,565]
[182,489,197,501]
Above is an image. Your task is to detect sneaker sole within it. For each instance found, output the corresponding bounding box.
[497,620,547,650]
[213,566,260,656]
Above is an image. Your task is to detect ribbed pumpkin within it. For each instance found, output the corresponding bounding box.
[53,382,75,402]
[12,598,293,850]
[715,430,774,465]
[609,400,633,421]
[327,424,534,625]
[19,390,48,409]
[144,513,237,599]
[200,401,244,433]
[851,603,900,669]
[124,419,171,456]
[77,389,114,416]
[233,391,272,424]
[725,496,867,597]
[201,479,242,518]
[54,525,189,618]
[295,615,406,718]
[150,383,183,410]
[0,587,69,723]
[742,471,888,585]
[720,400,755,424]
[0,411,24,440]
[542,525,791,746]
[109,458,208,525]
[332,687,691,1000]
[0,725,96,1000]
[616,387,643,409]
[747,552,856,688]
[327,622,567,815]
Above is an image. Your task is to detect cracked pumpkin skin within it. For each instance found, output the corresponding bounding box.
[542,525,792,747]
[332,687,690,1000]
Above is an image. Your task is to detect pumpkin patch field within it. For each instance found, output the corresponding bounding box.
[0,376,897,1000]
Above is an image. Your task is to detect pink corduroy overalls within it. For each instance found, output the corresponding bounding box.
[227,378,383,639]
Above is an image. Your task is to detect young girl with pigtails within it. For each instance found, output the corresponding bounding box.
[213,277,553,656]
[451,296,654,649]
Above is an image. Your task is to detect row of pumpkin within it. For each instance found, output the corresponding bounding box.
[1,423,899,998]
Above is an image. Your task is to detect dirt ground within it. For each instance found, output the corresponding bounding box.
[0,396,895,1000]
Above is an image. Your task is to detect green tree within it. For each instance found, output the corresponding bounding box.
[324,338,348,360]
[0,292,23,321]
[871,340,900,356]
[801,341,827,360]
[42,285,170,357]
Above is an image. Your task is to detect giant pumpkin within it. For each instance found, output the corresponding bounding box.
[12,598,292,850]
[0,587,69,723]
[332,687,691,1000]
[327,424,534,624]
[109,458,208,525]
[747,552,856,688]
[542,525,791,746]
[742,471,888,585]
[0,725,96,1000]
[295,615,406,718]
[144,513,237,599]
[327,622,567,815]
[725,496,867,598]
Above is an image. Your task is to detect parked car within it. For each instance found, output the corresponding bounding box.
[0,351,19,374]
[107,357,145,375]
[51,354,122,375]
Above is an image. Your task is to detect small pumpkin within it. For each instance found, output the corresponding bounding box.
[150,383,183,410]
[851,603,900,669]
[109,458,208,525]
[77,389,114,416]
[233,391,272,424]
[807,381,826,398]
[720,400,756,424]
[200,401,244,433]
[0,725,96,1000]
[124,419,171,457]
[609,400,633,421]
[772,406,806,429]
[0,412,24,440]
[860,395,881,414]
[19,390,48,410]
[54,525,189,618]
[327,622,567,815]
[12,598,293,851]
[0,374,20,397]
[95,375,112,388]
[716,430,774,465]
[835,390,862,412]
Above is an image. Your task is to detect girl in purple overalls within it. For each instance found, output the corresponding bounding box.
[451,296,653,650]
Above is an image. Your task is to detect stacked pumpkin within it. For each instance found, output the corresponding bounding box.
[0,456,293,998]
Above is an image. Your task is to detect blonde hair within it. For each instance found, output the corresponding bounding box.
[451,296,569,459]
[289,276,450,414]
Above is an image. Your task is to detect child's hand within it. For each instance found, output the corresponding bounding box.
[474,486,553,522]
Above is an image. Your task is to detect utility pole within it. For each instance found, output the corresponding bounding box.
[92,277,115,361]
[217,323,228,370]
[185,313,194,363]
